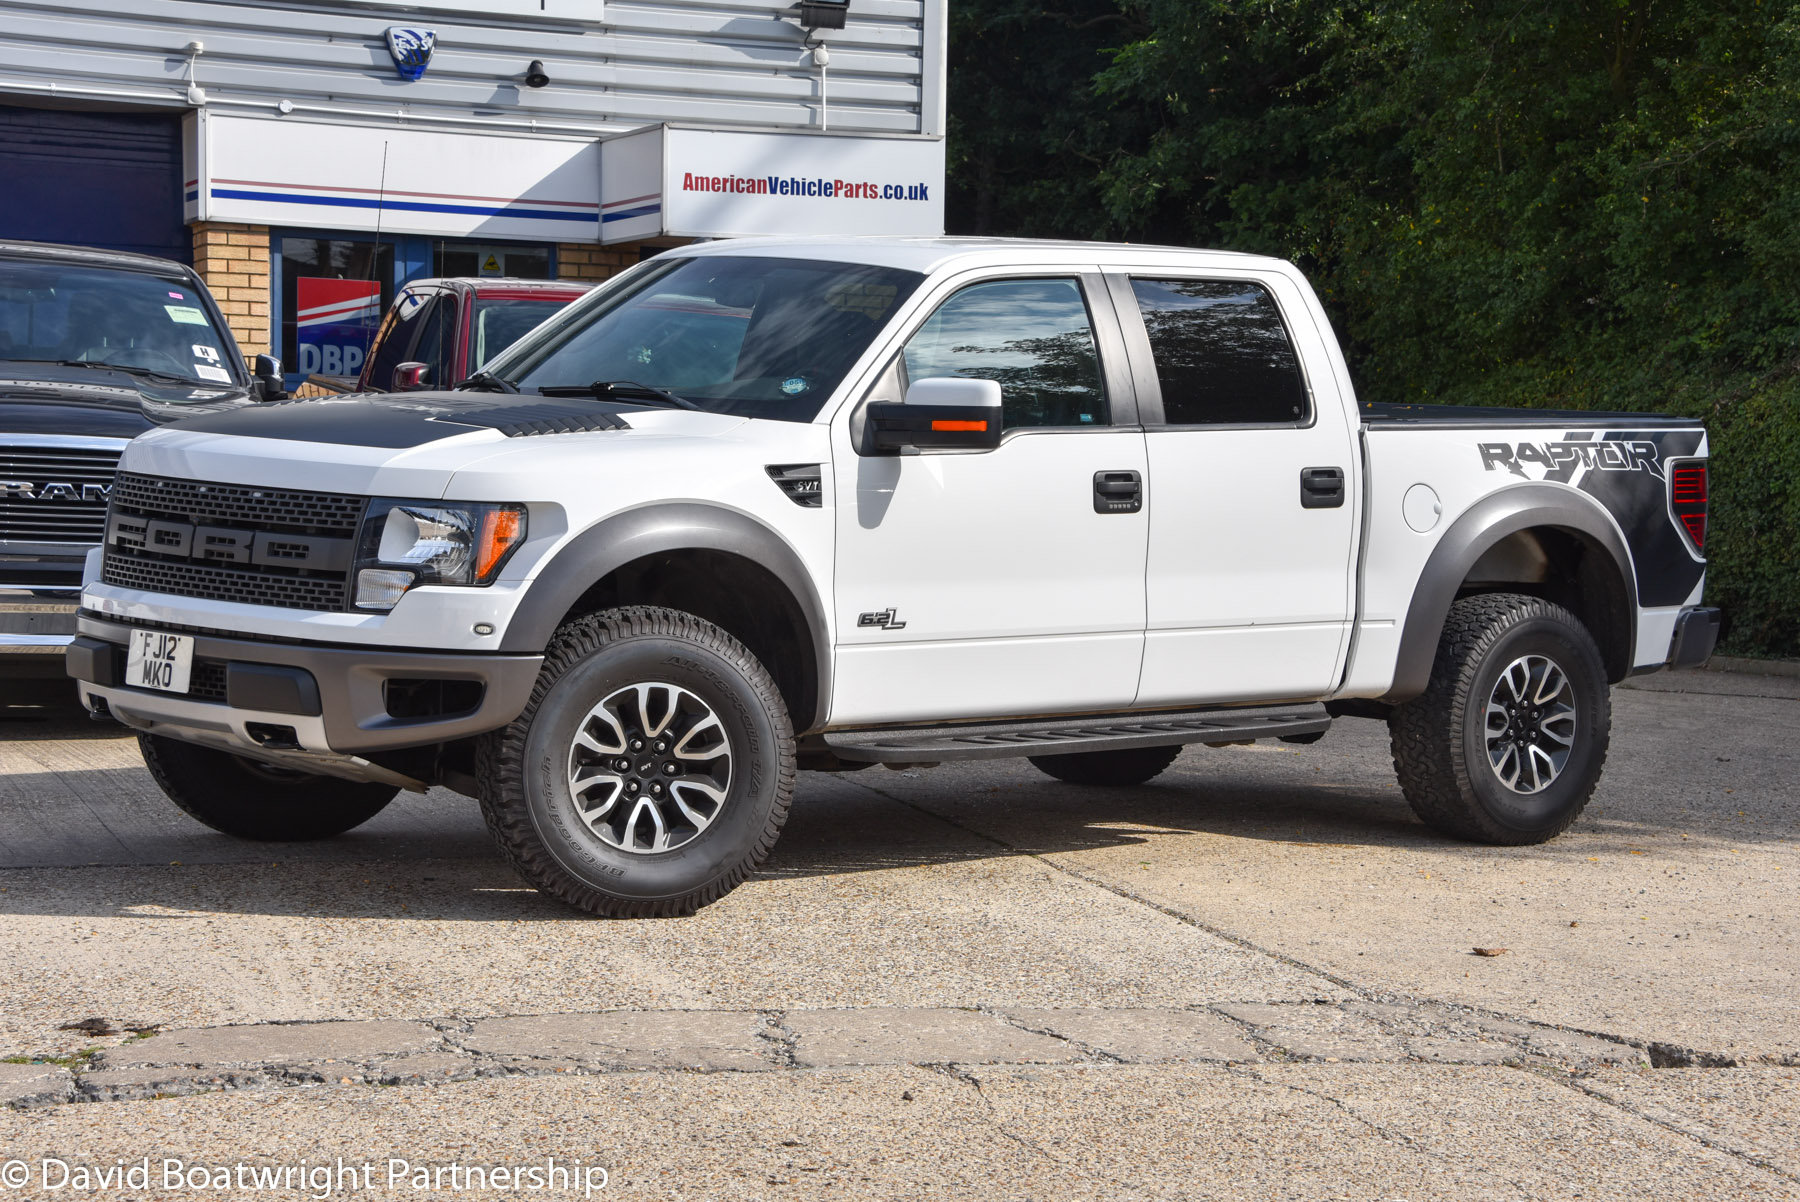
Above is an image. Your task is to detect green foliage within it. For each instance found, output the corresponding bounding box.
[947,0,1800,655]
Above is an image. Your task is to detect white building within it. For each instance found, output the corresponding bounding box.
[0,0,946,380]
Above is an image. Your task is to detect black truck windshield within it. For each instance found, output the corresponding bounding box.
[0,260,240,392]
[498,256,923,422]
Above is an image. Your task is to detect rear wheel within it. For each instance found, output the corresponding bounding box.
[1029,744,1183,787]
[1388,593,1610,844]
[139,735,399,841]
[476,606,795,918]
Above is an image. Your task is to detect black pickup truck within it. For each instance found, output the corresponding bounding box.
[0,240,281,693]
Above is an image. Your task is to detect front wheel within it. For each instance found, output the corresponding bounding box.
[1388,593,1610,844]
[476,606,795,918]
[139,735,399,840]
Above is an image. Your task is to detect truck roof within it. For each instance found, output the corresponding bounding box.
[0,239,199,278]
[671,236,1282,277]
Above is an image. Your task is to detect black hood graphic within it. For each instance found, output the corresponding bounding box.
[166,392,639,449]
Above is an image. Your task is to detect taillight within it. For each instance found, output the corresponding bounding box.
[1670,462,1707,555]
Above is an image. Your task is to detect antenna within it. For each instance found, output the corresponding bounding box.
[366,140,390,354]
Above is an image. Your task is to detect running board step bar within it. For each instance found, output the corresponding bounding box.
[821,705,1332,764]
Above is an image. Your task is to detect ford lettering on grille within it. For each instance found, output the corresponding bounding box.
[105,512,352,572]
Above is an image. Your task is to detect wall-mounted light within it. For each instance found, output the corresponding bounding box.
[797,0,849,32]
[184,40,206,106]
[524,59,550,88]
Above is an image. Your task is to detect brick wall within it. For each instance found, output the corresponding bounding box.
[191,222,271,360]
[556,239,687,283]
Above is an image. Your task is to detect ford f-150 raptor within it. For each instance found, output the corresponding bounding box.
[66,238,1719,916]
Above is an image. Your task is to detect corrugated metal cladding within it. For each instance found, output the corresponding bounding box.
[0,0,940,136]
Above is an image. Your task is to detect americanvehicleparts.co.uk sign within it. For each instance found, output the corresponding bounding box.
[680,171,933,203]
[599,126,946,243]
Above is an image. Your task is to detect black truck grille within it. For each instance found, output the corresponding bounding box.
[101,473,366,613]
[0,442,125,543]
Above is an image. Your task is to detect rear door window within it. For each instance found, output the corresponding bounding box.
[1129,278,1308,426]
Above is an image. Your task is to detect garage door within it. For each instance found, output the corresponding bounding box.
[0,105,188,263]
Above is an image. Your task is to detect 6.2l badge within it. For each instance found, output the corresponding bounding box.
[857,608,906,631]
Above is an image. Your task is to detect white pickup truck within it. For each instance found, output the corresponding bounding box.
[67,237,1719,916]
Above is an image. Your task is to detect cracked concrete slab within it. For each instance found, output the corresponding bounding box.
[0,1060,72,1107]
[786,1008,1079,1068]
[91,1020,439,1070]
[460,1011,776,1072]
[1578,1066,1800,1178]
[1001,1007,1258,1063]
[1215,1002,1411,1062]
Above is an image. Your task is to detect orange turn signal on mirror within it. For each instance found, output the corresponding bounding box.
[931,420,988,432]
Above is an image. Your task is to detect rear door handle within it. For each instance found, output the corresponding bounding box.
[1300,466,1345,509]
[1093,470,1142,514]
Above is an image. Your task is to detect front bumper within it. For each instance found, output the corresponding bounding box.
[67,614,542,787]
[0,593,79,653]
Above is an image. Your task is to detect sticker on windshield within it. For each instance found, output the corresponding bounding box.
[193,364,231,384]
[165,305,209,325]
[168,291,186,300]
[192,344,221,362]
[780,377,809,396]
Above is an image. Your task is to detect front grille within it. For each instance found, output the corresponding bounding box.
[0,443,124,543]
[109,474,365,536]
[101,554,350,611]
[102,473,365,613]
[118,656,228,704]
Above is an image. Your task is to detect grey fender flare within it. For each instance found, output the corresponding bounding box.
[1383,483,1638,703]
[498,503,831,730]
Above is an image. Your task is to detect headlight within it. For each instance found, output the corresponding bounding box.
[353,500,527,611]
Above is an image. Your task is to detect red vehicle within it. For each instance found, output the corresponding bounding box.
[356,277,591,393]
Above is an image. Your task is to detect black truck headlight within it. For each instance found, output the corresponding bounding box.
[353,500,527,611]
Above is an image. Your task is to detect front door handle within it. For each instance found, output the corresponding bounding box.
[1300,466,1345,509]
[1094,470,1142,514]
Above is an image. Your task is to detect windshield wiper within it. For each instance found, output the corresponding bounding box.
[458,369,519,394]
[49,359,216,387]
[535,380,701,411]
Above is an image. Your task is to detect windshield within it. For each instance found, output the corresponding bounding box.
[497,256,923,421]
[0,259,240,391]
[471,297,574,371]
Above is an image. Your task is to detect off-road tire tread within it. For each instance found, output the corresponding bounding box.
[1389,593,1608,844]
[475,605,796,918]
[138,734,399,841]
[1029,744,1183,787]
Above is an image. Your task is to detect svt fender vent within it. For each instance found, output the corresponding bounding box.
[766,463,823,507]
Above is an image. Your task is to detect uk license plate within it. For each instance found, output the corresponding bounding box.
[126,629,194,694]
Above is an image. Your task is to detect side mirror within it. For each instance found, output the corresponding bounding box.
[252,353,286,401]
[391,362,431,392]
[867,377,1003,453]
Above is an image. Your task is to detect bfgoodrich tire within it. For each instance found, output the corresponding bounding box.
[1388,593,1610,845]
[139,734,399,841]
[476,606,795,918]
[1029,744,1183,786]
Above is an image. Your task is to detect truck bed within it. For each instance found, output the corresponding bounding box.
[1360,401,1697,428]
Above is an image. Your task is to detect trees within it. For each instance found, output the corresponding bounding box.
[948,0,1800,655]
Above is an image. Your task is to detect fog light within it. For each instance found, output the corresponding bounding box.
[356,568,414,610]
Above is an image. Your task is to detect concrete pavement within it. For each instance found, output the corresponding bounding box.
[0,668,1795,1198]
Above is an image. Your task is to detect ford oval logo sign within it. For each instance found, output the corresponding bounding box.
[385,28,436,82]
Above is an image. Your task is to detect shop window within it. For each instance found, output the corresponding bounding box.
[432,242,550,280]
[277,237,393,380]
